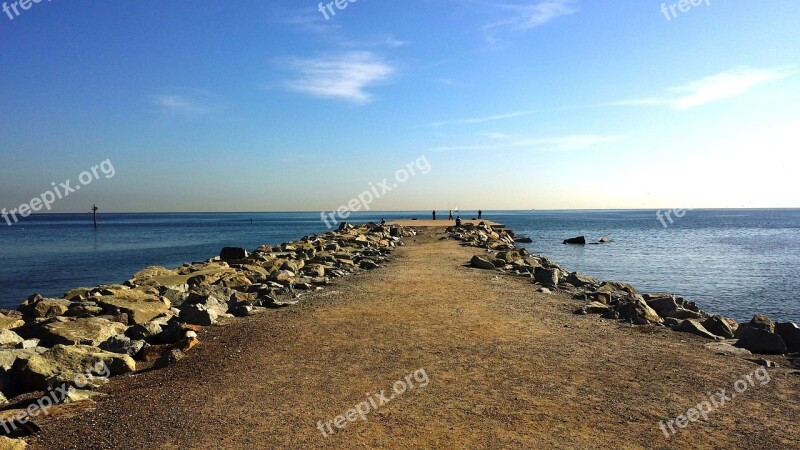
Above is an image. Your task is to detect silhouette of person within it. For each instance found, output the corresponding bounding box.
[478,210,483,219]
[380,218,386,225]
[449,210,453,221]
[455,216,462,227]
[432,210,436,220]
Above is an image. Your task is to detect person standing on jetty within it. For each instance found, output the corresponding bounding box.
[478,210,483,219]
[449,210,453,221]
[432,210,437,220]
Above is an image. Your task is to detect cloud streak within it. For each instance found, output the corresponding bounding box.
[611,66,797,110]
[422,111,532,128]
[281,52,396,104]
[483,0,578,30]
[431,134,623,152]
[150,90,214,116]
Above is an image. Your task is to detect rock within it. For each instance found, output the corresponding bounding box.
[179,292,231,317]
[99,335,146,357]
[470,255,496,271]
[496,249,526,264]
[534,267,560,286]
[747,358,779,368]
[0,311,25,330]
[154,348,186,369]
[34,318,128,347]
[514,237,533,243]
[704,341,752,357]
[735,328,788,355]
[359,259,380,270]
[563,236,586,245]
[702,315,736,339]
[575,302,610,315]
[0,329,24,349]
[16,339,40,349]
[22,344,135,392]
[596,282,638,295]
[126,317,170,342]
[178,304,219,326]
[220,247,249,260]
[94,292,171,326]
[614,297,661,325]
[0,437,27,450]
[674,320,719,340]
[598,237,611,243]
[565,272,598,288]
[63,388,108,404]
[18,295,71,319]
[746,314,775,333]
[775,323,800,353]
[268,270,296,283]
[646,296,706,320]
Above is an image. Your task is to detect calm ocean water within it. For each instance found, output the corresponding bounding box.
[0,210,797,323]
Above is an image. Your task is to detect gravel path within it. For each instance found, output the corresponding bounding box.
[28,230,800,449]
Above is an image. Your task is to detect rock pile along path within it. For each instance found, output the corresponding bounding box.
[30,229,800,449]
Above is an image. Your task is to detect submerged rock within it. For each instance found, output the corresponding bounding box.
[563,236,586,245]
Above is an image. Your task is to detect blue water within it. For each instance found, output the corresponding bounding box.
[0,210,797,323]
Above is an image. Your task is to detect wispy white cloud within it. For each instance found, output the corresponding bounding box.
[281,52,396,104]
[483,0,578,30]
[431,133,623,152]
[611,66,797,110]
[150,90,214,116]
[423,111,532,128]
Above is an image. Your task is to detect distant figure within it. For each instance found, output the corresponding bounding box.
[380,218,386,225]
[250,218,253,224]
[455,216,462,227]
[449,210,453,221]
[91,204,99,229]
[432,210,437,221]
[478,210,483,219]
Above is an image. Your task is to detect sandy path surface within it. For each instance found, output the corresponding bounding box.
[29,230,800,449]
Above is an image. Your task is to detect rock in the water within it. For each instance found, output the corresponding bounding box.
[0,329,24,349]
[563,236,586,245]
[470,255,496,271]
[702,315,736,339]
[735,328,788,355]
[22,344,135,392]
[598,237,611,243]
[775,323,800,353]
[34,318,127,347]
[674,320,719,340]
[514,237,533,243]
[220,247,249,260]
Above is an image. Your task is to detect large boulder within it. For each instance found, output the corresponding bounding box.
[99,335,146,358]
[220,247,249,261]
[0,311,25,330]
[674,320,719,340]
[34,318,127,347]
[574,302,610,315]
[94,291,171,326]
[565,272,598,288]
[0,436,27,450]
[534,267,561,286]
[0,329,24,349]
[614,297,661,325]
[470,255,496,271]
[646,296,706,320]
[743,314,775,333]
[735,328,787,355]
[178,304,219,326]
[775,323,800,353]
[18,295,71,319]
[21,345,135,392]
[702,316,737,339]
[596,282,638,295]
[563,236,586,245]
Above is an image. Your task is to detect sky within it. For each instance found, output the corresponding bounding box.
[1,0,799,213]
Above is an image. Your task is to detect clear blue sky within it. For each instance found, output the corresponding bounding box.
[1,0,798,212]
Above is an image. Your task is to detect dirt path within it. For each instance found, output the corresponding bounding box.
[30,230,800,449]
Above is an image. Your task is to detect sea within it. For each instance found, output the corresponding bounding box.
[1,209,797,323]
